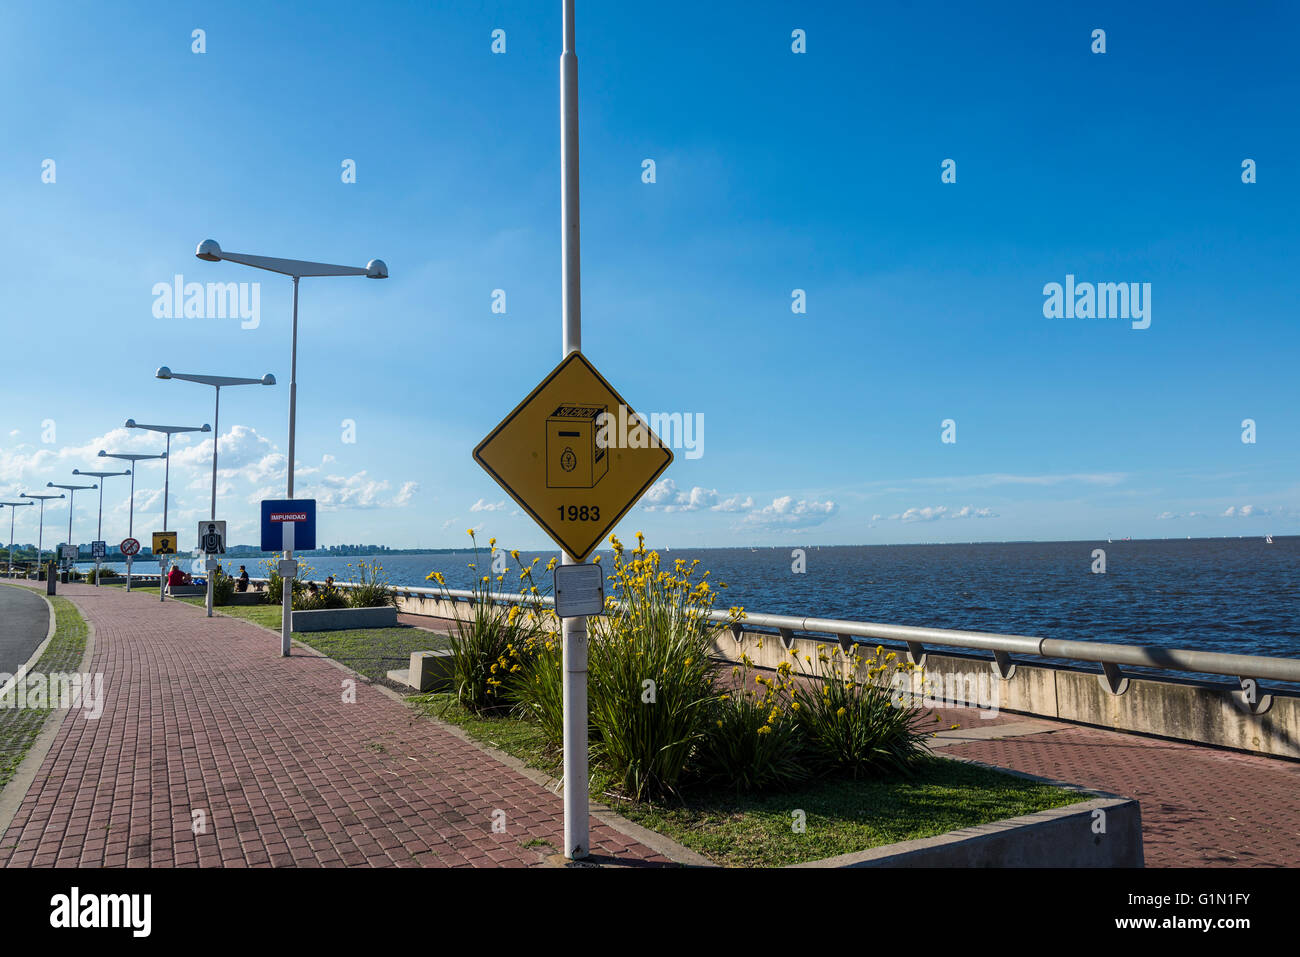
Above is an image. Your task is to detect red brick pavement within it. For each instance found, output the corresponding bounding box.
[938,707,1300,868]
[0,584,671,868]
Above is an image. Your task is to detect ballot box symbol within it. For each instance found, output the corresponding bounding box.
[546,404,608,489]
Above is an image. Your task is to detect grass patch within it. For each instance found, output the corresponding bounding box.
[416,690,1081,867]
[0,590,89,792]
[294,628,449,685]
[175,597,283,632]
[615,759,1080,867]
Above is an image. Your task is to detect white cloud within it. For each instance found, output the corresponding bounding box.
[742,496,838,529]
[888,505,998,523]
[1223,505,1267,518]
[470,498,506,512]
[642,479,753,514]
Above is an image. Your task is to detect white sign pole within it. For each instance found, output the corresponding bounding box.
[126,467,135,592]
[559,0,589,861]
[206,386,220,618]
[281,520,295,656]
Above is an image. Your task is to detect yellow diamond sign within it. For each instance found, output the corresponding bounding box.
[473,351,673,561]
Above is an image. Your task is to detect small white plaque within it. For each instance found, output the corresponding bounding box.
[553,562,605,619]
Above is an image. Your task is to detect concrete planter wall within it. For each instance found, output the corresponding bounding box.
[792,793,1143,868]
[291,605,398,632]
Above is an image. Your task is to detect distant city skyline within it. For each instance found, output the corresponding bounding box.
[2,1,1296,550]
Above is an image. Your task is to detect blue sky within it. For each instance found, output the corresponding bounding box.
[1,0,1297,550]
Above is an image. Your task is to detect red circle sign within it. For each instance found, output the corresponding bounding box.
[120,538,140,557]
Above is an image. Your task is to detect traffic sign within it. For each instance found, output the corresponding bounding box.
[120,537,141,557]
[197,520,227,554]
[473,351,673,561]
[261,499,316,552]
[152,532,177,555]
[60,544,78,562]
[90,540,107,560]
[554,562,606,618]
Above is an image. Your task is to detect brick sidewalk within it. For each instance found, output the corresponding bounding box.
[938,713,1300,867]
[0,584,670,868]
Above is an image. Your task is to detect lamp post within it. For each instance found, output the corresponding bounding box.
[124,420,211,601]
[195,239,387,655]
[0,501,34,576]
[19,492,63,578]
[73,469,131,586]
[46,482,95,579]
[98,450,167,591]
[155,366,276,616]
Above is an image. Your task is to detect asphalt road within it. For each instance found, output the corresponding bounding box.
[0,585,49,675]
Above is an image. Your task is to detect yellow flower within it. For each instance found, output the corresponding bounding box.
[756,725,772,736]
[836,707,847,718]
[466,529,474,537]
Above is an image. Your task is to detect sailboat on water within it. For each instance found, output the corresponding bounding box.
[1266,535,1274,544]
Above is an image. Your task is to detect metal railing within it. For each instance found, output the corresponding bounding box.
[412,586,1300,688]
[229,578,1300,688]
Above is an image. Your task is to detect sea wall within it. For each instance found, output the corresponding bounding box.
[350,586,1300,761]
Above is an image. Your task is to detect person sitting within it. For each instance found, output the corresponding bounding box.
[166,564,186,593]
[237,566,249,592]
[307,581,320,598]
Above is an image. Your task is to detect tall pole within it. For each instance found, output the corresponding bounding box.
[559,0,588,861]
[161,433,172,603]
[207,386,221,618]
[127,468,136,591]
[282,276,300,656]
[7,508,14,577]
[95,482,104,586]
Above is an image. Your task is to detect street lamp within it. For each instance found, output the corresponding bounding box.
[46,482,95,579]
[155,366,276,616]
[98,449,167,592]
[0,500,34,577]
[73,468,131,587]
[124,419,211,601]
[196,239,388,655]
[19,492,63,577]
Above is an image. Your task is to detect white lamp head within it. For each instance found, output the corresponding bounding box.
[156,366,172,380]
[196,239,222,262]
[261,373,276,386]
[366,259,388,279]
[125,419,137,429]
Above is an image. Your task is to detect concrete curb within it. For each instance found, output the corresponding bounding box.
[790,795,1142,868]
[0,592,97,846]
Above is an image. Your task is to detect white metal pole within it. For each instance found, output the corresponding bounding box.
[126,468,135,592]
[559,0,589,862]
[37,501,44,577]
[7,509,14,578]
[207,386,220,618]
[95,482,104,586]
[161,434,171,602]
[282,275,300,657]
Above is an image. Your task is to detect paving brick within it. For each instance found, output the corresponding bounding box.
[0,583,665,868]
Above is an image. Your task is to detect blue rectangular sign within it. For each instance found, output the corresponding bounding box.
[260,499,316,552]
